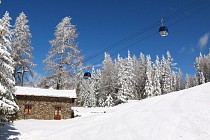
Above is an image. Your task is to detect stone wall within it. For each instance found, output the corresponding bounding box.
[16,95,73,120]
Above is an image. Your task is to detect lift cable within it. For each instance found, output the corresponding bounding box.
[90,2,210,67]
[82,0,209,65]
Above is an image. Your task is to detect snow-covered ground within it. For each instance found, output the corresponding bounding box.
[1,83,210,140]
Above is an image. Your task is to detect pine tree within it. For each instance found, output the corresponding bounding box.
[105,53,119,106]
[106,58,119,106]
[171,71,177,92]
[134,52,146,99]
[201,54,210,82]
[194,53,210,83]
[161,55,171,94]
[105,94,114,107]
[117,51,136,102]
[176,69,183,91]
[184,74,199,89]
[144,55,153,98]
[76,67,96,107]
[83,79,96,107]
[0,16,18,122]
[77,79,89,107]
[86,66,97,107]
[199,71,205,84]
[74,62,89,105]
[99,52,115,106]
[153,56,161,96]
[117,54,127,102]
[194,55,206,85]
[93,69,101,106]
[123,51,136,99]
[11,12,35,86]
[44,17,83,89]
[193,74,199,86]
[185,74,190,89]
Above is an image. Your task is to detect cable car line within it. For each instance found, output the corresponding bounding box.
[81,0,210,76]
[167,4,210,28]
[90,2,210,67]
[159,0,208,37]
[82,0,209,65]
[82,0,209,76]
[163,0,208,22]
[83,21,160,63]
[83,0,208,63]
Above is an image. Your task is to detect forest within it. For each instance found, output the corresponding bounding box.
[0,11,209,122]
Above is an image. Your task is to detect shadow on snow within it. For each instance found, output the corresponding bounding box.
[0,123,20,140]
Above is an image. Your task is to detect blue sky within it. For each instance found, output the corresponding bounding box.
[0,0,210,76]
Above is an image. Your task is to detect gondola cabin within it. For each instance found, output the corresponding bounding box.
[84,72,91,79]
[159,19,169,37]
[159,26,169,37]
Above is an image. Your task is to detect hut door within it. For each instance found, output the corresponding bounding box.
[54,107,61,120]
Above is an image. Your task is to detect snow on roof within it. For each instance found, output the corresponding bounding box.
[15,86,76,99]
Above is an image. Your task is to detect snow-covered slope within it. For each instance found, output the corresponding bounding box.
[2,83,210,140]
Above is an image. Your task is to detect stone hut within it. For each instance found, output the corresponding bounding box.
[15,86,76,120]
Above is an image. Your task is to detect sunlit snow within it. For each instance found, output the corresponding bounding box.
[1,83,210,140]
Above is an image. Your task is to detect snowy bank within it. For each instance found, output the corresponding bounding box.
[2,83,210,140]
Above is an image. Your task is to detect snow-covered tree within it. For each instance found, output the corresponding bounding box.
[123,51,136,98]
[105,94,114,107]
[105,57,121,106]
[75,63,88,104]
[83,79,97,107]
[86,67,97,107]
[193,75,199,87]
[76,67,93,107]
[199,71,205,84]
[94,69,101,106]
[144,55,153,98]
[153,55,161,96]
[185,74,190,89]
[11,12,35,86]
[184,73,200,89]
[77,79,89,107]
[99,52,115,106]
[77,66,101,107]
[194,53,208,84]
[160,55,171,94]
[117,54,126,102]
[171,71,177,92]
[0,17,18,122]
[176,69,183,91]
[44,17,83,89]
[117,51,136,102]
[76,50,183,107]
[134,52,146,99]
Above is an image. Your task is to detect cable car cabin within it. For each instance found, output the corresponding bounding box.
[84,72,91,79]
[159,26,169,37]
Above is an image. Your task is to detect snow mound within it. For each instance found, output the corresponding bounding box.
[3,83,210,140]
